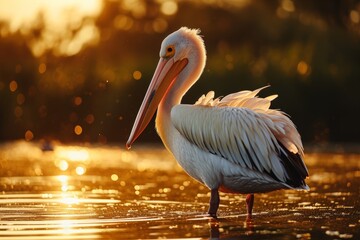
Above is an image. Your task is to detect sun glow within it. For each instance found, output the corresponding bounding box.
[75,166,86,175]
[56,175,69,183]
[55,147,90,162]
[56,175,70,192]
[61,196,80,205]
[59,220,76,235]
[0,0,103,56]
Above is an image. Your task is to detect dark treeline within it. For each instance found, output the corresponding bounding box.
[0,0,359,144]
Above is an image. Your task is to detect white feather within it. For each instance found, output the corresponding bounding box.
[143,28,310,196]
[170,86,308,189]
[194,86,304,156]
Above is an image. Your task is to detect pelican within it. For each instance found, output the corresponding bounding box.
[126,27,309,218]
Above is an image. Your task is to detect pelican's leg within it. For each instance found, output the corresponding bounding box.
[246,194,254,219]
[208,189,219,218]
[209,218,220,238]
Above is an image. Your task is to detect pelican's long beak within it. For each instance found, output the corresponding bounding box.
[126,57,188,149]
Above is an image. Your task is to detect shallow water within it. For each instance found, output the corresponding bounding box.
[0,141,359,239]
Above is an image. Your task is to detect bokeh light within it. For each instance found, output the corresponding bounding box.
[350,10,359,23]
[85,114,95,124]
[0,0,359,144]
[74,125,83,135]
[111,174,119,181]
[73,97,82,106]
[0,0,103,56]
[38,63,46,74]
[297,61,311,76]
[113,15,134,30]
[133,70,142,80]
[281,0,295,12]
[58,160,69,171]
[24,130,34,141]
[160,1,178,16]
[75,166,86,175]
[16,93,25,105]
[9,80,17,92]
[14,106,23,118]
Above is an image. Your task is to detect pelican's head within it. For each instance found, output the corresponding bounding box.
[159,27,205,63]
[126,27,206,149]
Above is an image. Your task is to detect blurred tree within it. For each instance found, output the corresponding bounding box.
[0,0,359,144]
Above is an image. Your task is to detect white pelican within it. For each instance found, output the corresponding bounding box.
[126,27,309,218]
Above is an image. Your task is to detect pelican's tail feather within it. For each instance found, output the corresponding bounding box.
[195,86,275,111]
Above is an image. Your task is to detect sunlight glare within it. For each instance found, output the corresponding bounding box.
[75,166,86,175]
[0,0,103,56]
[56,147,90,162]
[57,175,69,183]
[61,197,80,205]
[58,160,69,171]
[111,174,119,181]
[59,220,76,235]
[57,175,70,192]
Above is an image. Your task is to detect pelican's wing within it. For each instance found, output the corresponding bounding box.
[171,88,308,188]
[195,86,304,155]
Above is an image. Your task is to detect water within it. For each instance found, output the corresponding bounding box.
[0,141,358,239]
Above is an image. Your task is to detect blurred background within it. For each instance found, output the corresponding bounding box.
[0,0,359,146]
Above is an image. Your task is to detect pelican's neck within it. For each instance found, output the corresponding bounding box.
[155,74,188,151]
[155,50,206,151]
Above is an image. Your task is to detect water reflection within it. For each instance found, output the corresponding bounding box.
[0,141,359,239]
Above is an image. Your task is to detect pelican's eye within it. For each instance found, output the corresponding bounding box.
[165,45,175,58]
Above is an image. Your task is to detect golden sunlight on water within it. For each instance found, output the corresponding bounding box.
[0,141,359,239]
[0,0,102,56]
